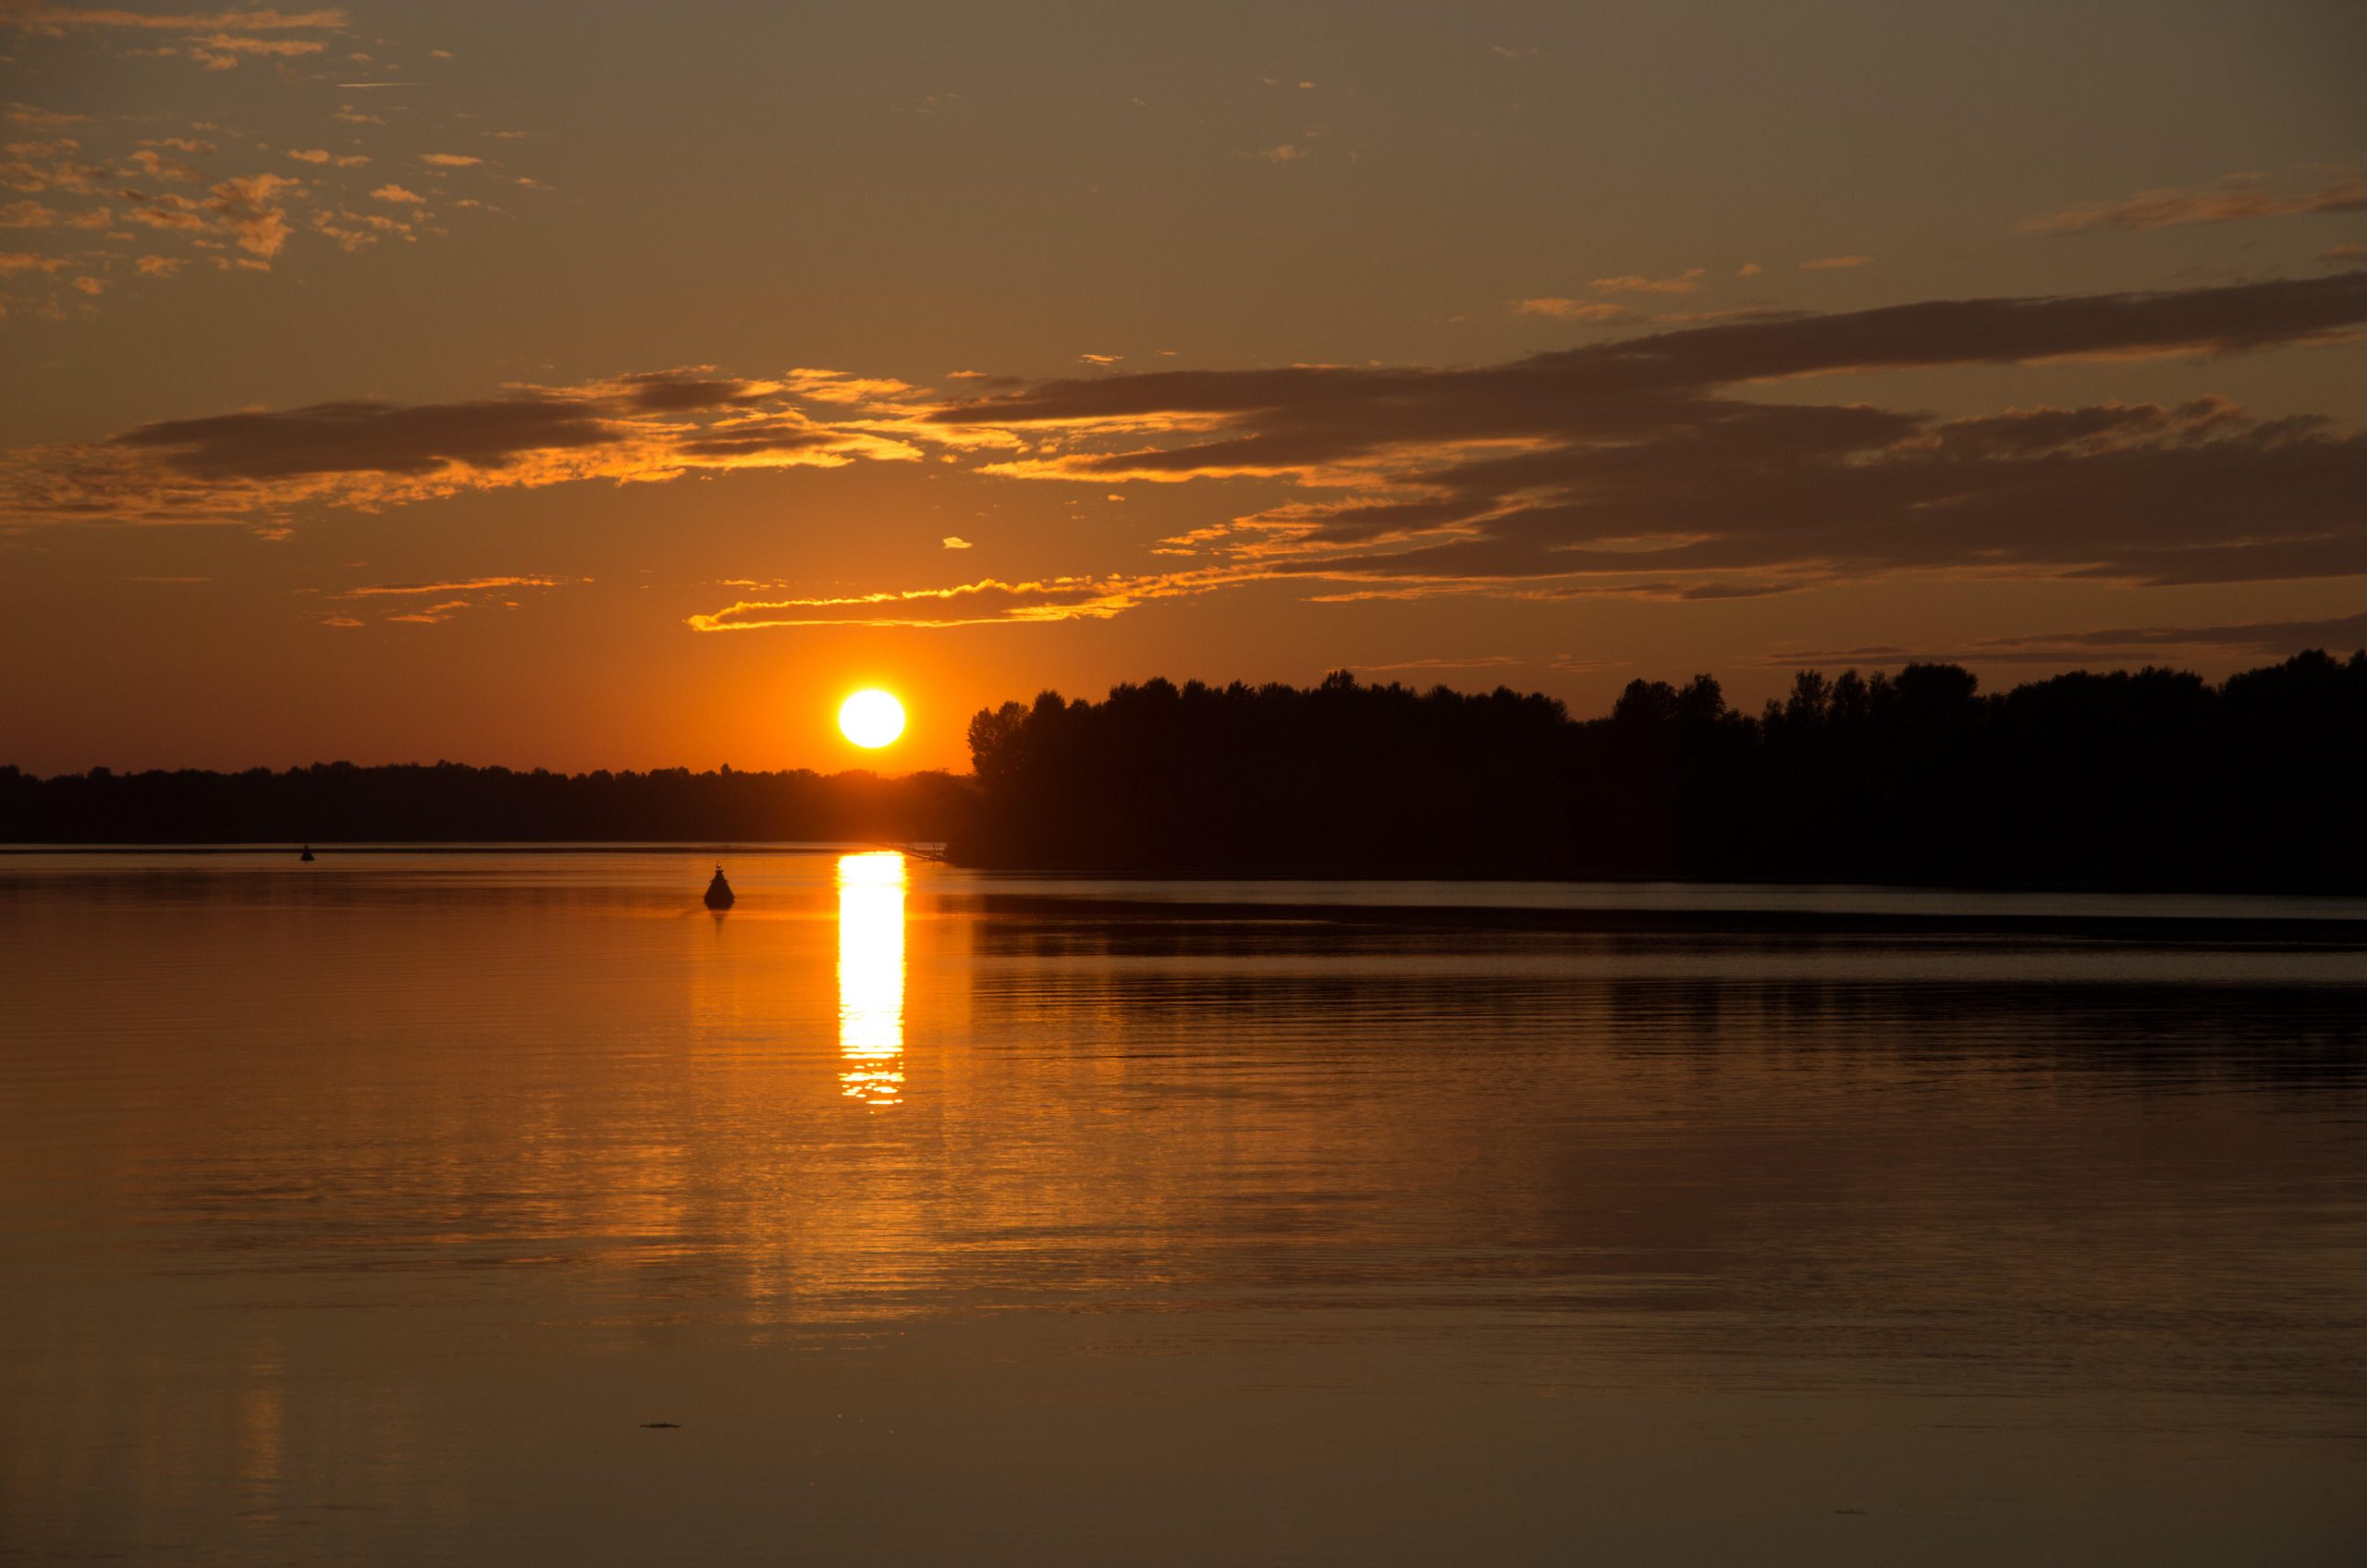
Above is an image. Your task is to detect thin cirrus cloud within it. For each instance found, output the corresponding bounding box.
[328,573,583,626]
[1514,298,1628,322]
[1347,655,1527,672]
[2019,170,2367,235]
[1761,609,2367,668]
[691,577,1160,631]
[337,575,578,597]
[1590,269,1707,295]
[685,566,1265,631]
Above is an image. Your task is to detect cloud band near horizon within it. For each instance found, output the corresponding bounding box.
[5,271,2364,628]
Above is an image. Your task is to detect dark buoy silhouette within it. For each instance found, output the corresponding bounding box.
[299,844,315,863]
[704,864,734,910]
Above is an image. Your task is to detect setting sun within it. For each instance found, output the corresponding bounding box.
[838,689,906,749]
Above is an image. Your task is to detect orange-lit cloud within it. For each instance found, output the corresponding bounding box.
[3,8,349,31]
[13,273,2367,631]
[337,575,579,597]
[384,598,472,624]
[0,12,531,310]
[325,573,582,627]
[204,172,298,255]
[687,570,1252,631]
[0,367,933,527]
[4,6,349,76]
[1589,268,1706,294]
[124,148,201,183]
[1515,297,1627,322]
[901,270,2367,606]
[183,31,325,62]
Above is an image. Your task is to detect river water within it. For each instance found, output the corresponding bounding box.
[3,850,2362,1563]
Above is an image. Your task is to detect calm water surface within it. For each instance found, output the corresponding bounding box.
[3,850,2363,1563]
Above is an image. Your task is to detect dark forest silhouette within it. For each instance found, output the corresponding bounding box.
[6,649,2363,891]
[0,761,966,847]
[954,651,2367,891]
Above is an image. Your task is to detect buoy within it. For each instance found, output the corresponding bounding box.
[300,845,315,863]
[704,864,734,910]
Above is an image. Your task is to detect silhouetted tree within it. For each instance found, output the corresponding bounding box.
[943,650,2367,890]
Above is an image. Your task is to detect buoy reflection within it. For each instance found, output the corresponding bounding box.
[836,851,906,1106]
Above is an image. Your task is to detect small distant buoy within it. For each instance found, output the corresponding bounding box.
[704,864,734,910]
[300,845,315,863]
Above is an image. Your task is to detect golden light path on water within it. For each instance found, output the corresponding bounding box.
[836,851,906,1106]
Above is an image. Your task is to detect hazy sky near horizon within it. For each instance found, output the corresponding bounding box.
[2,0,2363,774]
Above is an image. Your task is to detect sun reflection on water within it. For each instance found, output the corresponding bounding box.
[837,851,906,1106]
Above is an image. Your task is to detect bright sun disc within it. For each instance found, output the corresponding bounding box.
[839,689,906,749]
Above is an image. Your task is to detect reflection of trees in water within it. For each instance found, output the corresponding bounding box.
[1628,977,2367,1092]
[970,914,2367,1094]
[945,909,2367,1403]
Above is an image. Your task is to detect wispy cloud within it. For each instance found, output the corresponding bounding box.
[2020,171,2367,235]
[1762,609,2367,667]
[3,8,350,32]
[1348,655,1526,672]
[899,269,2367,609]
[325,572,582,627]
[1,367,937,527]
[1589,268,1706,295]
[1514,297,1627,323]
[13,271,2367,637]
[338,575,578,597]
[687,569,1252,631]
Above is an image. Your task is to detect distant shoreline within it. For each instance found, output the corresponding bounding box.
[7,842,2367,912]
[0,841,938,856]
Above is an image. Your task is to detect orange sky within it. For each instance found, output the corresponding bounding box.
[2,1,2363,775]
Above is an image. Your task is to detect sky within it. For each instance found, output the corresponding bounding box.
[1,0,2362,776]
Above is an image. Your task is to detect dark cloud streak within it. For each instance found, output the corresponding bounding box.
[928,270,2367,594]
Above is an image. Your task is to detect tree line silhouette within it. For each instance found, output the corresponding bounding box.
[6,650,2361,890]
[0,761,967,846]
[953,651,2367,890]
